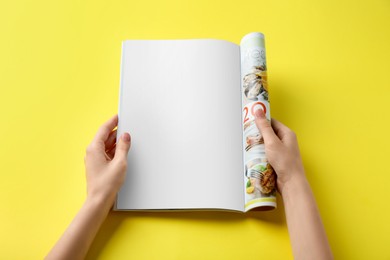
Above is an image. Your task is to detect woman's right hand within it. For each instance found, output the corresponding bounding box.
[254,109,306,194]
[254,109,334,259]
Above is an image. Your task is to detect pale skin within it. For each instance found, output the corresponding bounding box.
[45,114,131,260]
[46,111,333,260]
[254,108,333,260]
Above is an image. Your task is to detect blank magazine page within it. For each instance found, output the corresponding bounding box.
[116,39,244,211]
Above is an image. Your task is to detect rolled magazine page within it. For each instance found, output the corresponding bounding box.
[240,32,277,211]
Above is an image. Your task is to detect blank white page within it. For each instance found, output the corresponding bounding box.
[116,39,244,211]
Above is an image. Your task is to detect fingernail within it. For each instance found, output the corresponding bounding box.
[121,132,131,142]
[255,109,265,119]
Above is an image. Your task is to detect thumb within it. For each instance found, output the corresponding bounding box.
[254,109,279,145]
[114,132,131,162]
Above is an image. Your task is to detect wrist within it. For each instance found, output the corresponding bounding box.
[85,192,116,212]
[279,173,309,198]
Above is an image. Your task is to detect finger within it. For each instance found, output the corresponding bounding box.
[270,118,291,140]
[106,143,116,160]
[105,129,117,150]
[254,108,279,145]
[272,119,297,145]
[113,132,131,163]
[94,114,118,144]
[104,151,112,161]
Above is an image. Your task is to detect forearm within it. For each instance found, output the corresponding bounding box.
[45,195,114,260]
[281,175,333,260]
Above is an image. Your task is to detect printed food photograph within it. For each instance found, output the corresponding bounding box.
[244,123,264,151]
[245,133,264,151]
[245,161,276,197]
[243,65,268,101]
[243,119,255,131]
[259,163,276,195]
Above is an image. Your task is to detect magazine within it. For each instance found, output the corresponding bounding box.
[115,32,277,212]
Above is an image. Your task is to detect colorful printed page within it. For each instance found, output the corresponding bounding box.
[240,33,277,212]
[116,39,245,211]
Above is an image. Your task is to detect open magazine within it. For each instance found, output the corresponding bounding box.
[115,32,277,212]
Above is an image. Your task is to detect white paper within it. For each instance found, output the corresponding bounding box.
[116,39,244,211]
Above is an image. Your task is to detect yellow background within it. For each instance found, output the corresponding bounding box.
[1,0,389,259]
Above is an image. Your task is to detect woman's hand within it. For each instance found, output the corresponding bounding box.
[254,109,305,194]
[84,114,131,205]
[46,115,131,260]
[254,109,333,260]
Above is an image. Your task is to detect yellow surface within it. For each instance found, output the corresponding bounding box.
[1,0,389,259]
